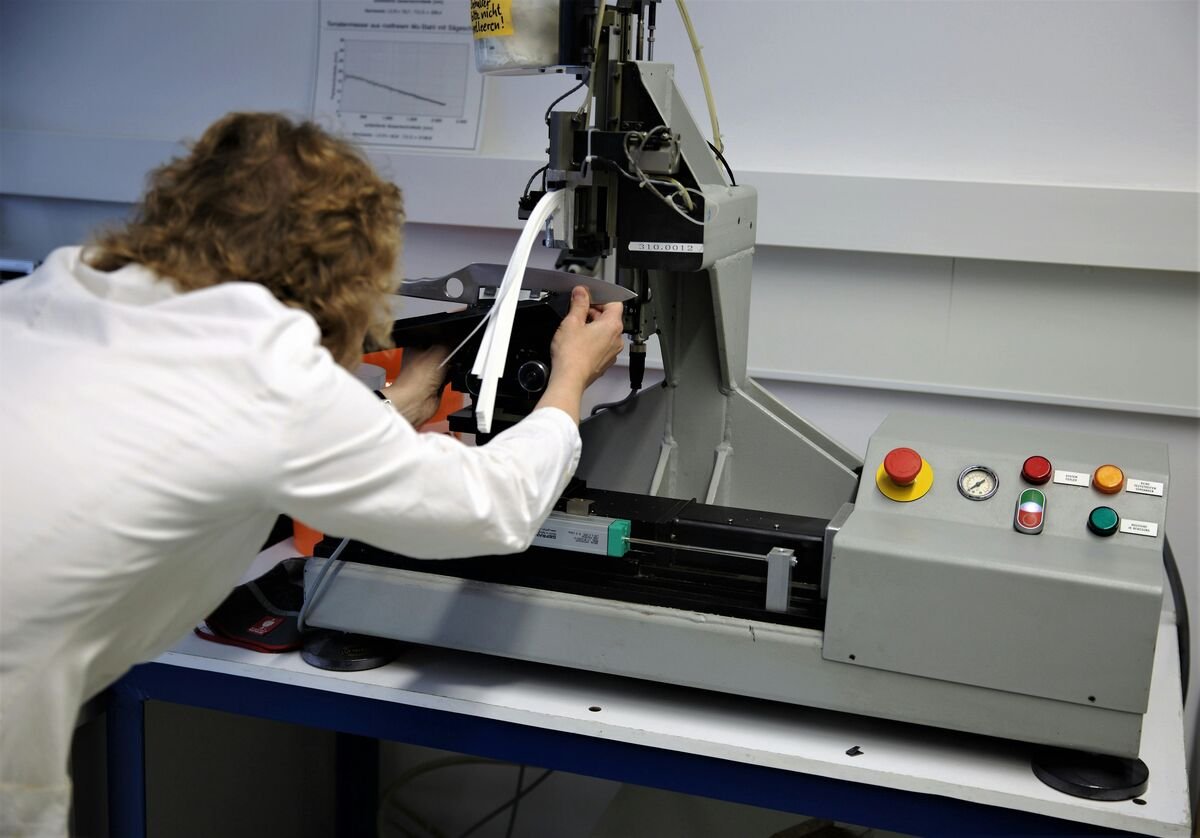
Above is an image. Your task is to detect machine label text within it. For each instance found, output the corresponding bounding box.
[629,241,704,254]
[1125,478,1164,497]
[1119,519,1159,537]
[1052,470,1090,487]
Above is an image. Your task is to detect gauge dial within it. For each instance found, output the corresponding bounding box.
[957,465,999,501]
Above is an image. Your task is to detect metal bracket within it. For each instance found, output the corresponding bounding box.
[765,547,797,613]
[821,502,855,600]
[565,497,595,516]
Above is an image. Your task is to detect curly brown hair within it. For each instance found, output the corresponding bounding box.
[86,112,403,366]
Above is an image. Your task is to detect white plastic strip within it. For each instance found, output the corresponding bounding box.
[470,189,566,433]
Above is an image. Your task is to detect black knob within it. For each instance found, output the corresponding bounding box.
[517,360,550,394]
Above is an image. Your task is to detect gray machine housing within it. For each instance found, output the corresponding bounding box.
[306,8,1170,758]
[305,412,1169,758]
[825,413,1168,721]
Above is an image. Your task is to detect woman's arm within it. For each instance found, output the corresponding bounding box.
[378,346,450,427]
[380,286,624,427]
[270,286,624,558]
[534,286,625,425]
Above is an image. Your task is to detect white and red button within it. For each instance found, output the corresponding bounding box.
[1014,488,1046,534]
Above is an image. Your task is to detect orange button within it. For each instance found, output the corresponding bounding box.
[1093,464,1125,494]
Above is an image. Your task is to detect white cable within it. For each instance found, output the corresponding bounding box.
[674,0,723,154]
[470,189,566,434]
[439,308,494,369]
[622,128,706,226]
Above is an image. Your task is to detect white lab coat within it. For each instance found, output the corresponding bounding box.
[0,247,581,836]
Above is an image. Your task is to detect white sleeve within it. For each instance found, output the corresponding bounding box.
[269,353,581,559]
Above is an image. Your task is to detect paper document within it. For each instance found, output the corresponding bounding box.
[312,0,484,150]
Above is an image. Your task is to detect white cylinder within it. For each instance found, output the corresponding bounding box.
[472,0,561,75]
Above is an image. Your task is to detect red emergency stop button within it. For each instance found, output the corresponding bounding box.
[876,447,934,502]
[1022,455,1053,485]
[884,447,923,486]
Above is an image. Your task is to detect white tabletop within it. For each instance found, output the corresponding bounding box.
[158,541,1193,838]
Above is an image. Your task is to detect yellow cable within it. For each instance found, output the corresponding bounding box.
[659,176,694,210]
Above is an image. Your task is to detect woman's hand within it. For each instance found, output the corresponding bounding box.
[380,345,450,427]
[536,286,624,424]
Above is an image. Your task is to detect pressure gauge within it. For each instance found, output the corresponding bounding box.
[957,465,999,501]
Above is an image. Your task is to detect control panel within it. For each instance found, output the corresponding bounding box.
[824,413,1169,714]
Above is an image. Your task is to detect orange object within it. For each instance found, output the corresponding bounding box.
[293,521,324,556]
[428,383,464,425]
[1093,464,1125,495]
[293,349,465,554]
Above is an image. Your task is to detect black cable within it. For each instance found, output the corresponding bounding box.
[590,388,639,416]
[503,765,525,838]
[589,154,641,183]
[456,769,553,838]
[591,345,646,416]
[545,79,587,124]
[522,165,549,198]
[1163,535,1190,702]
[627,345,646,391]
[707,140,736,186]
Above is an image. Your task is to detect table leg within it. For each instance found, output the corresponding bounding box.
[335,732,379,838]
[105,679,148,838]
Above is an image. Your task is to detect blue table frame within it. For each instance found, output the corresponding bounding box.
[104,660,1147,838]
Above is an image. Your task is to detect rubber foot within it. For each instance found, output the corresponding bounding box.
[300,629,404,672]
[1032,748,1149,801]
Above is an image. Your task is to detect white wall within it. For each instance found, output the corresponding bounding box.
[6,0,1193,187]
[3,1,1197,270]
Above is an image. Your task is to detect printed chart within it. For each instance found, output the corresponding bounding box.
[313,0,483,150]
[339,39,469,119]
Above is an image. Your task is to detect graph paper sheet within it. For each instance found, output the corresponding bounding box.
[313,0,484,150]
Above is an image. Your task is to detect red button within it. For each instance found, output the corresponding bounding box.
[883,447,923,486]
[1022,455,1052,485]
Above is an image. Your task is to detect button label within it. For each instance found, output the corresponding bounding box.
[1053,470,1091,487]
[1119,519,1159,538]
[1126,479,1164,497]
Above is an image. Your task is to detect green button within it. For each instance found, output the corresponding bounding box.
[1088,506,1120,537]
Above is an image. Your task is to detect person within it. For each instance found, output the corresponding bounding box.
[0,112,624,836]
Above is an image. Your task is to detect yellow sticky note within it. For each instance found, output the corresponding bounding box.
[471,0,514,39]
